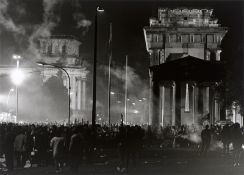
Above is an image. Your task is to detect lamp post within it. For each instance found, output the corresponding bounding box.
[92,7,104,128]
[11,54,23,122]
[37,62,71,125]
[6,88,14,108]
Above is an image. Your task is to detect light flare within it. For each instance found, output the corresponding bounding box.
[11,69,25,86]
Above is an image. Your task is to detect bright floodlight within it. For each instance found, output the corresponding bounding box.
[11,69,25,86]
[12,54,21,60]
[97,7,104,12]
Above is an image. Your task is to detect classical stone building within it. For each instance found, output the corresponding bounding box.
[0,36,89,122]
[38,36,89,120]
[144,8,228,127]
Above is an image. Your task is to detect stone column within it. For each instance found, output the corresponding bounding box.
[175,81,181,126]
[149,71,160,127]
[203,87,209,113]
[216,50,222,61]
[185,83,190,112]
[209,85,215,124]
[214,98,220,121]
[160,85,165,127]
[72,76,76,110]
[149,72,153,125]
[192,84,195,124]
[172,82,176,126]
[82,80,86,110]
[77,79,82,110]
[206,50,211,61]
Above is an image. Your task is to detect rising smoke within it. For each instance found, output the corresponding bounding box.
[0,0,92,122]
[0,0,92,62]
[98,64,149,124]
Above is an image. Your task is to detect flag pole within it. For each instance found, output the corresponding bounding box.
[124,55,128,124]
[108,23,112,126]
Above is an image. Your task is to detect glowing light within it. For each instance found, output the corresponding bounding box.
[12,55,21,60]
[11,69,25,86]
[133,110,139,114]
[97,7,104,13]
[142,98,147,101]
[132,102,135,106]
[19,121,24,124]
[127,98,130,101]
[139,99,142,102]
[242,144,244,150]
[110,91,115,95]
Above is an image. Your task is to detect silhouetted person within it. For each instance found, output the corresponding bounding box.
[36,127,49,166]
[3,125,15,171]
[14,128,27,168]
[69,126,84,173]
[200,125,211,155]
[221,124,231,154]
[50,128,65,173]
[231,123,242,167]
[116,126,127,172]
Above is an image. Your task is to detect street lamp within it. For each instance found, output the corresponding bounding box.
[92,7,104,128]
[37,61,71,125]
[11,54,23,122]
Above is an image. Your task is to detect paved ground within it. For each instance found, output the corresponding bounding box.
[1,148,244,175]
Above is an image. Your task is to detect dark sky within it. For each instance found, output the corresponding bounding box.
[1,0,243,80]
[78,1,244,81]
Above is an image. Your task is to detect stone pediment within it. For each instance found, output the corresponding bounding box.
[150,55,225,82]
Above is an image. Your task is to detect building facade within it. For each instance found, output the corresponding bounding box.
[38,36,89,121]
[0,36,89,122]
[144,8,228,127]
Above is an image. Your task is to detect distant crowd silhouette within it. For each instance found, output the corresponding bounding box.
[0,121,243,173]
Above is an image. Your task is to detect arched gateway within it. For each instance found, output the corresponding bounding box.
[0,36,89,122]
[144,8,228,127]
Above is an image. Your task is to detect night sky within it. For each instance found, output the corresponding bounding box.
[0,0,243,79]
[0,0,243,121]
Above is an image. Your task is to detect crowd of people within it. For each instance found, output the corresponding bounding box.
[0,121,243,173]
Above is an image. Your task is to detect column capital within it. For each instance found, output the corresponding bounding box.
[160,80,175,88]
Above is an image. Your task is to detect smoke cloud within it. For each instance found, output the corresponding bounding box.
[0,0,92,122]
[98,64,149,124]
[0,0,92,62]
[0,0,25,35]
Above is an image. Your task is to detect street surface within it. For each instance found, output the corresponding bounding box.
[3,148,243,175]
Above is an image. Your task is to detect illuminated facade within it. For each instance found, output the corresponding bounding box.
[0,36,89,122]
[144,8,228,127]
[38,36,89,120]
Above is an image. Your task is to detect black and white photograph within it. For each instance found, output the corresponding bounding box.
[0,0,243,174]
